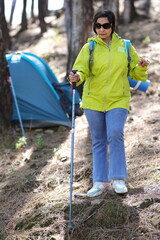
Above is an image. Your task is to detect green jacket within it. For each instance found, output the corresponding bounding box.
[72,32,148,112]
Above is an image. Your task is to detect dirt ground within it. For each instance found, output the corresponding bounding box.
[0,1,160,240]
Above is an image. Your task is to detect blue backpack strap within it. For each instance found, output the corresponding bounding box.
[123,39,131,62]
[89,40,96,69]
[89,40,96,51]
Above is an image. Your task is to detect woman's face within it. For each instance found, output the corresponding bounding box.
[95,17,112,42]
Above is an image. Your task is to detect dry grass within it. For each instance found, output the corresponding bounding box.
[1,3,160,239]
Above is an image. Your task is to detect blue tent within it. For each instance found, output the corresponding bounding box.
[6,52,77,128]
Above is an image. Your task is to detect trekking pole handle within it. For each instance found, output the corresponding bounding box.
[72,70,77,89]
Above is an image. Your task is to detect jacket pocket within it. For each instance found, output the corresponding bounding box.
[121,73,130,95]
[84,76,93,95]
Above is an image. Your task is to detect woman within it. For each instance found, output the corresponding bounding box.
[69,10,149,197]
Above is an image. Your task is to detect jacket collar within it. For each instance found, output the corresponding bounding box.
[87,32,121,46]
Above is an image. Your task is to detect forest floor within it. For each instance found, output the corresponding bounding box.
[0,1,160,240]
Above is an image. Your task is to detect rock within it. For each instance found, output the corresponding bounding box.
[151,215,160,227]
[132,199,154,209]
[73,182,82,189]
[59,156,68,162]
[152,136,159,140]
[127,117,134,123]
[44,129,54,134]
[34,129,43,133]
[91,199,104,205]
[147,118,158,124]
[22,148,33,160]
[46,180,56,189]
[74,192,87,199]
[57,126,67,132]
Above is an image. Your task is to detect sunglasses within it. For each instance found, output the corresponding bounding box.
[95,22,112,29]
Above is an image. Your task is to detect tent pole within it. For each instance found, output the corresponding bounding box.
[7,66,27,140]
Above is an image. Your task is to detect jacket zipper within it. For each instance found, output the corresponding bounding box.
[104,45,111,111]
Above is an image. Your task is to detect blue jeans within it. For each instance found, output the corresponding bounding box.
[84,108,128,183]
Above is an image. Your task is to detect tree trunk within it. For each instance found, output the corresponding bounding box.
[0,0,12,49]
[123,0,137,24]
[103,0,119,18]
[65,0,93,76]
[135,0,151,17]
[38,0,47,33]
[9,0,17,26]
[31,0,35,23]
[144,0,151,16]
[65,0,71,51]
[43,0,49,16]
[21,0,28,31]
[0,30,12,131]
[103,0,119,31]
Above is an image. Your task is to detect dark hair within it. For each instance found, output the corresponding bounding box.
[93,10,115,34]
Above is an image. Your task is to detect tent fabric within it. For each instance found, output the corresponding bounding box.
[6,52,74,128]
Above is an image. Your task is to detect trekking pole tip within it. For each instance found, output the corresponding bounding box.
[67,223,74,228]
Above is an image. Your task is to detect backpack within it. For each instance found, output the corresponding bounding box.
[52,82,83,118]
[89,39,150,92]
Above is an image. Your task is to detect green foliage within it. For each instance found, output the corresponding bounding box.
[0,230,8,239]
[142,36,151,44]
[15,136,27,149]
[10,168,16,176]
[36,135,46,149]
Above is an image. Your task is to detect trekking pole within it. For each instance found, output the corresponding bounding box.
[7,66,27,140]
[68,70,77,228]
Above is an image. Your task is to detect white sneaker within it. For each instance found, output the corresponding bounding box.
[87,182,109,197]
[112,180,128,194]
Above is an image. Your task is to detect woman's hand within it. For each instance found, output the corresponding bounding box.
[69,72,80,82]
[138,58,150,67]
